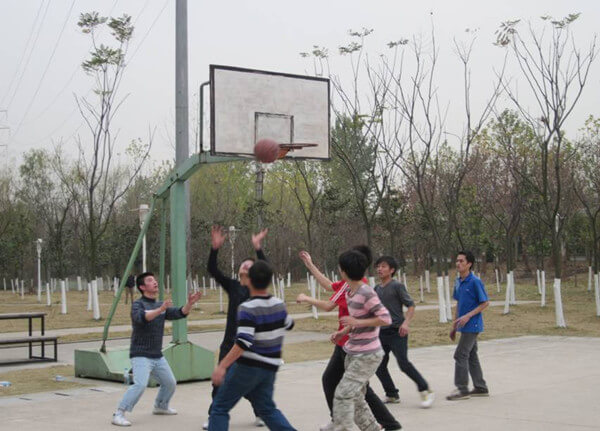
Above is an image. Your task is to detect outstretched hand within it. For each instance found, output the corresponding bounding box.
[211,225,227,249]
[188,291,202,305]
[252,228,268,250]
[298,250,313,266]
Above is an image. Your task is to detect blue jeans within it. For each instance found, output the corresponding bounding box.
[118,356,177,412]
[209,363,296,431]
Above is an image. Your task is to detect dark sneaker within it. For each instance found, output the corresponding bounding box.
[446,390,470,401]
[469,387,489,397]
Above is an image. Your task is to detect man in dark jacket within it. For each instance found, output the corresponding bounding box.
[111,272,202,426]
[203,225,268,429]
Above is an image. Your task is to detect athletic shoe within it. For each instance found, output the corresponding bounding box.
[469,387,489,397]
[111,411,131,427]
[254,417,265,427]
[152,406,178,415]
[202,421,209,430]
[420,389,435,408]
[446,390,470,401]
[384,395,401,404]
[319,422,334,431]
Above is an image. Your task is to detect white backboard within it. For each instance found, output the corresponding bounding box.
[210,65,330,160]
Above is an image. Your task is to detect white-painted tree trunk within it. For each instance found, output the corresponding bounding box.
[368,276,376,287]
[60,280,67,314]
[403,273,408,291]
[503,272,511,314]
[46,282,51,307]
[97,277,103,291]
[541,271,546,307]
[509,271,516,305]
[419,275,424,303]
[553,278,566,328]
[167,275,170,293]
[588,266,593,292]
[425,270,431,293]
[77,276,82,292]
[219,287,223,312]
[495,268,500,293]
[20,280,24,298]
[444,275,452,320]
[87,283,92,311]
[279,278,285,302]
[65,278,69,292]
[287,272,291,288]
[436,276,447,323]
[594,273,600,317]
[2,278,5,291]
[536,269,541,295]
[310,277,318,319]
[10,278,14,293]
[92,280,101,320]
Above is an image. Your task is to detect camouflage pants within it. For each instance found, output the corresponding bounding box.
[333,350,384,431]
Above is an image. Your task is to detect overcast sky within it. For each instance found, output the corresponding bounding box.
[1,0,599,166]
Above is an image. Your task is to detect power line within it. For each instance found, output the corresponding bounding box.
[4,0,51,111]
[12,0,76,140]
[129,0,170,62]
[0,1,46,108]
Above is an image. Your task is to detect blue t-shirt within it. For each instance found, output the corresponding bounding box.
[453,272,488,333]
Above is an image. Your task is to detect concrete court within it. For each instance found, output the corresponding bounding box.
[2,336,599,430]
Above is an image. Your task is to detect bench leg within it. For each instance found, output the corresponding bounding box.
[54,339,57,362]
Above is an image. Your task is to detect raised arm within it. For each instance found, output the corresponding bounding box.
[299,250,334,291]
[252,228,268,261]
[207,225,234,290]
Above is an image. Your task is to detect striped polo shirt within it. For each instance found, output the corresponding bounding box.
[236,295,294,371]
[344,283,391,355]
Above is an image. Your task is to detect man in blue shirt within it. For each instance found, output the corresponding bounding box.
[447,250,490,400]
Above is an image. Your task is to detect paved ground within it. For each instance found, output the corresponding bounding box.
[2,335,599,430]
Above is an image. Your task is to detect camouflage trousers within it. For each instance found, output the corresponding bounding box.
[333,350,384,431]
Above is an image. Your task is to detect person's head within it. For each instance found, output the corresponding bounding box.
[338,250,369,281]
[248,260,274,291]
[351,244,372,267]
[238,257,255,285]
[136,272,158,297]
[375,255,398,280]
[456,250,475,274]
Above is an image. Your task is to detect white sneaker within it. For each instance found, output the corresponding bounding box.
[254,417,265,427]
[153,406,178,415]
[319,421,334,431]
[111,411,131,427]
[202,421,209,430]
[420,389,435,408]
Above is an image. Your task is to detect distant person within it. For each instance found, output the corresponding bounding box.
[330,249,391,431]
[111,272,202,426]
[209,260,296,431]
[203,226,269,429]
[297,247,401,431]
[124,274,135,304]
[447,250,490,400]
[374,256,434,408]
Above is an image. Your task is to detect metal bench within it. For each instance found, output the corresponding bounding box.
[0,335,58,364]
[0,312,58,365]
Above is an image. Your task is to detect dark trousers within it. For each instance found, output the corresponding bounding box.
[454,332,487,393]
[209,363,296,431]
[208,344,258,417]
[375,329,429,396]
[322,345,401,430]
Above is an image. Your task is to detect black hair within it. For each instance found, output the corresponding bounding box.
[338,250,368,281]
[351,244,372,267]
[136,271,154,293]
[457,250,475,270]
[248,260,273,289]
[375,255,398,276]
[240,257,255,265]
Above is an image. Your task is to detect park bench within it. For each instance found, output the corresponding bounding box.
[0,312,59,365]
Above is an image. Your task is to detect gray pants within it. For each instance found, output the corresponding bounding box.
[454,332,487,393]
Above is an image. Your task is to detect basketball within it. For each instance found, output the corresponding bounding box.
[254,139,280,163]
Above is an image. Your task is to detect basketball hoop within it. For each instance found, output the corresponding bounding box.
[277,143,318,159]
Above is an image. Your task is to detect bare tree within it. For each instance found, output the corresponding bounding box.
[55,13,151,277]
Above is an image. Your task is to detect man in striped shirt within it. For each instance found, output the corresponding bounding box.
[331,250,391,431]
[209,260,296,431]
